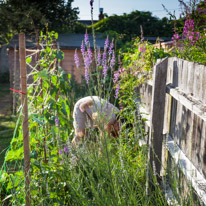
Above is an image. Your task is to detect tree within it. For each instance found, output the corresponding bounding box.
[0,0,79,44]
[88,11,173,43]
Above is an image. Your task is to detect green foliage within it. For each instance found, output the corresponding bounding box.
[0,0,79,44]
[168,0,206,65]
[116,37,170,96]
[88,11,173,44]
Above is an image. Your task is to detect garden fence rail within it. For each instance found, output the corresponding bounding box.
[136,57,206,205]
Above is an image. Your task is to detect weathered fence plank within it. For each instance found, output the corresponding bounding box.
[187,61,195,95]
[137,57,206,204]
[148,57,168,179]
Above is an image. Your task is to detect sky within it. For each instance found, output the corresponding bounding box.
[72,0,182,20]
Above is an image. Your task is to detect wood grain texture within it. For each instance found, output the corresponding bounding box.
[187,61,195,95]
[148,57,168,177]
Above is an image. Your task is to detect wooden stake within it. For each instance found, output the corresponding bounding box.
[19,33,30,206]
[13,44,17,114]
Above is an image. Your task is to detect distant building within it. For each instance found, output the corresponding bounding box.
[78,20,98,26]
[7,33,106,91]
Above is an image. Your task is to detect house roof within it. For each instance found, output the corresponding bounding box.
[58,34,106,49]
[78,20,98,25]
[7,33,106,50]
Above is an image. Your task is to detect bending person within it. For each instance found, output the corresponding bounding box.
[72,96,120,146]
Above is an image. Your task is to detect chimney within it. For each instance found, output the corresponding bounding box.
[99,8,104,20]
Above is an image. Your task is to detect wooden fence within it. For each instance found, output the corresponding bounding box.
[136,57,206,205]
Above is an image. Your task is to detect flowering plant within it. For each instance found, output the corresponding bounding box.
[171,0,206,65]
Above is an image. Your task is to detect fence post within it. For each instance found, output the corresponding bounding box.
[19,33,30,206]
[147,57,168,184]
[13,44,17,114]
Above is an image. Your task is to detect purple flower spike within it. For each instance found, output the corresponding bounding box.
[113,72,120,83]
[85,55,91,70]
[55,118,59,126]
[84,32,89,45]
[115,84,120,99]
[81,41,85,55]
[59,150,63,155]
[88,48,93,63]
[74,49,80,68]
[103,65,108,78]
[109,41,114,55]
[85,68,90,84]
[110,51,115,68]
[104,36,109,50]
[102,51,107,66]
[60,161,64,164]
[64,146,69,154]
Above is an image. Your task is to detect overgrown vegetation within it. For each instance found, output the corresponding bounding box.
[168,0,206,65]
[0,29,169,205]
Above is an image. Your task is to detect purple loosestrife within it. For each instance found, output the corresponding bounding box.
[81,41,85,56]
[183,19,195,38]
[113,72,120,83]
[103,65,108,78]
[74,49,80,68]
[139,45,146,53]
[84,55,91,83]
[87,48,93,64]
[115,84,120,99]
[104,36,109,50]
[102,51,107,66]
[59,150,63,155]
[110,51,115,68]
[172,33,180,41]
[109,41,114,55]
[85,68,90,84]
[84,31,89,45]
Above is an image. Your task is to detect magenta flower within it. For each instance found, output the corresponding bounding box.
[60,161,64,164]
[183,19,195,38]
[172,33,180,42]
[139,46,146,53]
[74,49,80,68]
